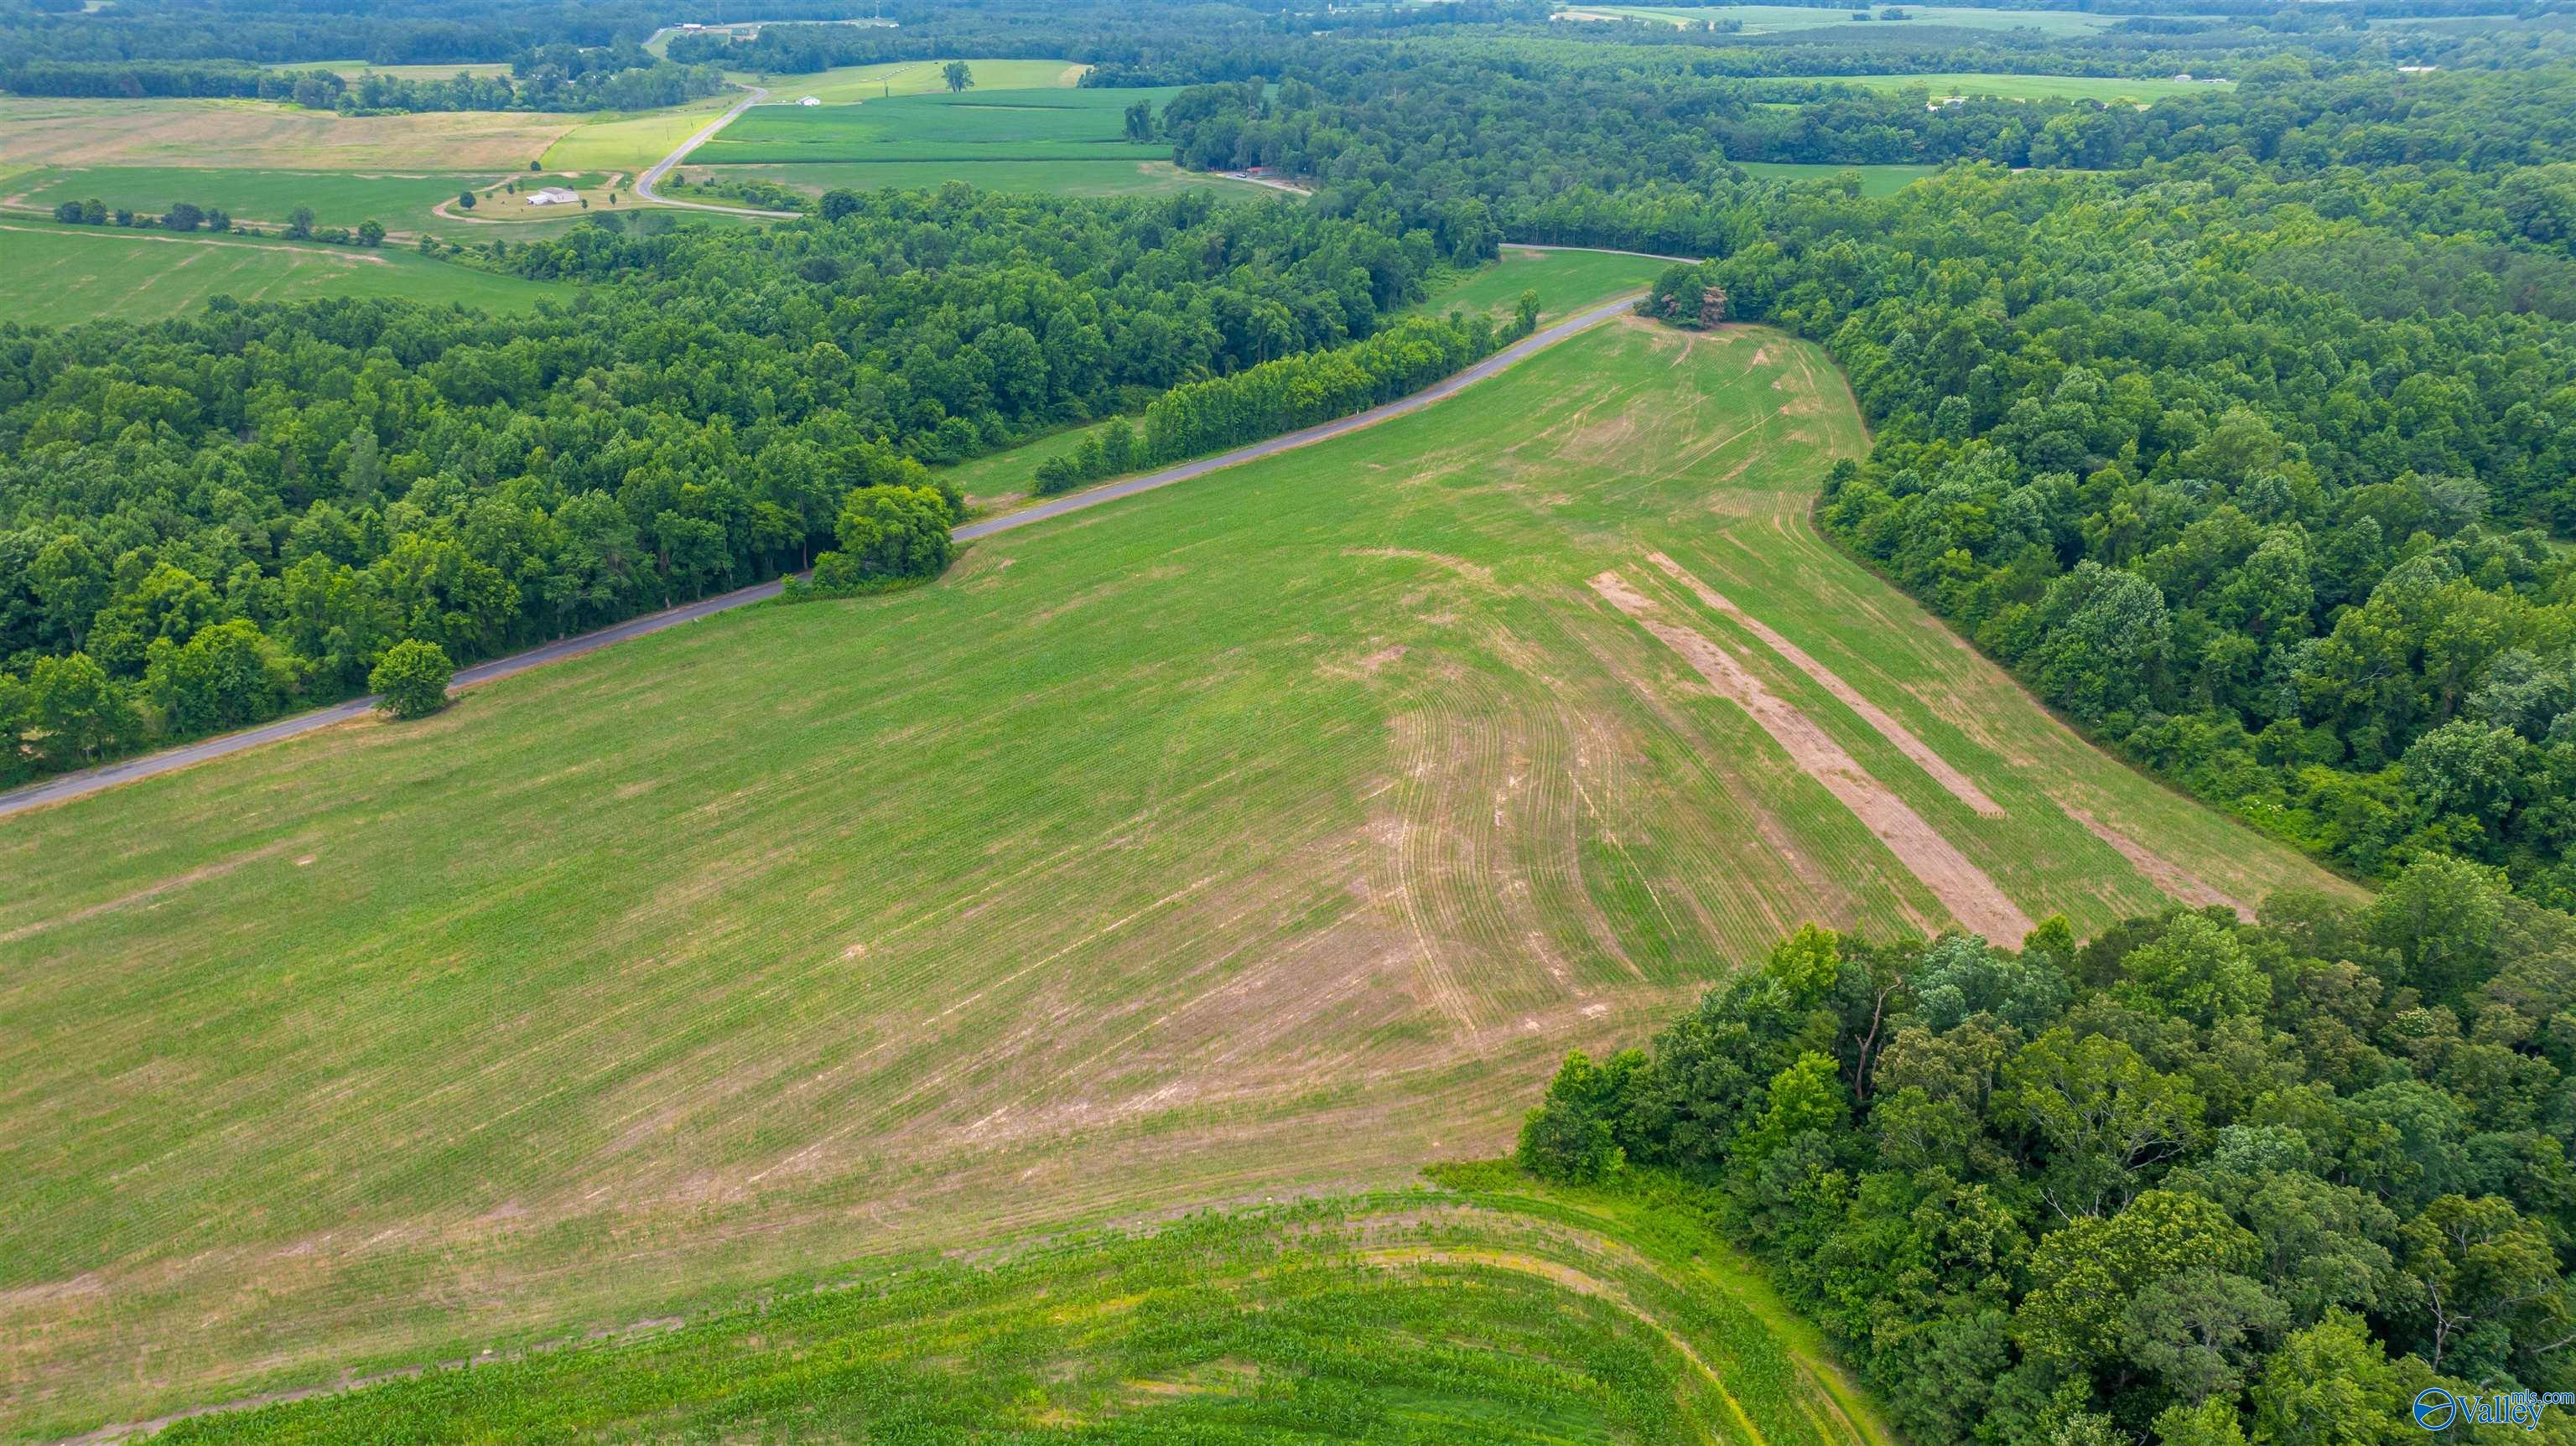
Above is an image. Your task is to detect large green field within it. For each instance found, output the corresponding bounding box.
[144,1171,1894,1444]
[0,221,570,324]
[694,86,1183,164]
[0,316,2348,1437]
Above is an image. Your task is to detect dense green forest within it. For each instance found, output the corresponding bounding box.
[1519,866,2576,1443]
[1157,56,2576,220]
[0,51,722,111]
[0,189,1479,782]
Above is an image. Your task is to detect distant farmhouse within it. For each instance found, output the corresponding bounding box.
[798,95,822,106]
[527,186,579,206]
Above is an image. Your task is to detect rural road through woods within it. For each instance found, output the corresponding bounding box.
[0,289,1648,821]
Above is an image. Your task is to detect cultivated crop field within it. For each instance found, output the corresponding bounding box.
[693,86,1183,164]
[0,222,569,324]
[0,319,2349,1437]
[143,1171,1893,1443]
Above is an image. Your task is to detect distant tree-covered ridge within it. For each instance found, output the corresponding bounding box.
[1158,54,2576,237]
[1,48,723,113]
[0,187,1492,786]
[1519,863,2576,1445]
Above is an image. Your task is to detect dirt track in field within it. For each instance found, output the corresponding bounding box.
[2065,806,2251,920]
[1645,551,2004,816]
[1590,569,2033,942]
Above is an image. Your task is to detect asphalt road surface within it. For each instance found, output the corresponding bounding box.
[631,85,801,217]
[0,290,1644,821]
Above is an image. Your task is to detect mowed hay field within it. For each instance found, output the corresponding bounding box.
[0,223,569,324]
[0,96,577,169]
[0,319,2350,1436]
[148,1174,1893,1443]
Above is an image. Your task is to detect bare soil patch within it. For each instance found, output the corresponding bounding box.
[1591,570,2032,941]
[1647,552,2003,816]
[2064,805,2251,920]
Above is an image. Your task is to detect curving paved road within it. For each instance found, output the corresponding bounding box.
[0,290,1645,821]
[632,85,802,217]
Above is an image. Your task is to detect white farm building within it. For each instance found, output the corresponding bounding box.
[526,187,579,206]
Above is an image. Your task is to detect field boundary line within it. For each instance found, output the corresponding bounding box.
[0,288,1644,821]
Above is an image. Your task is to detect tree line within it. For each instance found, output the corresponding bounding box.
[1519,860,2576,1445]
[0,0,685,65]
[0,186,1479,786]
[0,54,724,112]
[1137,308,1516,466]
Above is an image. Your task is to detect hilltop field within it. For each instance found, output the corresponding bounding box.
[0,291,2349,1437]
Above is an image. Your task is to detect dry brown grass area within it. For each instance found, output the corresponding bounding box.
[0,97,579,169]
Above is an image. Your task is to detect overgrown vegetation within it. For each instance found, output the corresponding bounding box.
[1519,866,2576,1444]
